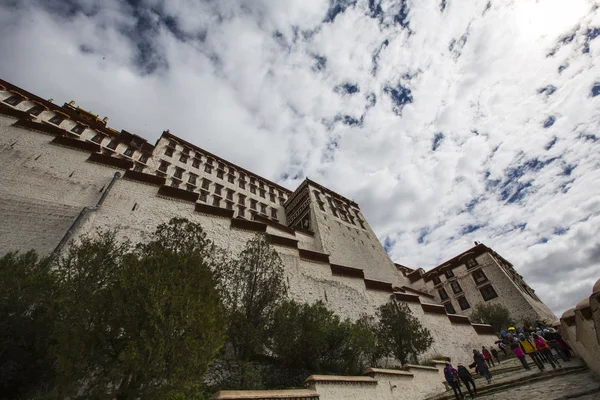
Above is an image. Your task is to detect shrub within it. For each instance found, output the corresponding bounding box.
[269,300,377,375]
[470,303,512,333]
[375,302,434,364]
[53,219,225,399]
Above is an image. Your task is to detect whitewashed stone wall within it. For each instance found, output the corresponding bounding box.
[560,279,600,378]
[304,364,447,400]
[0,112,498,362]
[0,115,114,254]
[307,183,403,286]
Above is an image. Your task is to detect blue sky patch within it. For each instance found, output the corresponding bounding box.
[553,226,569,235]
[538,85,557,96]
[583,27,600,53]
[313,54,327,71]
[367,0,384,20]
[371,39,390,76]
[591,82,600,97]
[365,93,377,108]
[543,116,556,128]
[545,136,557,150]
[432,132,444,151]
[440,0,447,12]
[417,227,430,244]
[393,0,410,30]
[334,83,360,95]
[461,224,482,235]
[384,83,413,115]
[324,0,357,23]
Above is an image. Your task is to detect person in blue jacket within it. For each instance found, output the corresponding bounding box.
[444,362,465,399]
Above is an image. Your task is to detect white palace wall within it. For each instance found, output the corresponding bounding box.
[0,113,500,368]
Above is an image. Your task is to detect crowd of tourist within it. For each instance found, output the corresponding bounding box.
[443,323,573,399]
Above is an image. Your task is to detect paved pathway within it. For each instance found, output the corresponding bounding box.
[477,369,600,399]
[430,357,600,400]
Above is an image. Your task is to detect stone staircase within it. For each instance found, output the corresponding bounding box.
[426,358,600,400]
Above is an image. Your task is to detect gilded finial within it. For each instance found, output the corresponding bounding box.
[102,117,109,123]
[68,100,75,106]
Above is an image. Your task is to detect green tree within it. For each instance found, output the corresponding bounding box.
[0,251,57,400]
[375,301,433,365]
[215,235,287,361]
[53,219,225,399]
[470,303,512,333]
[269,300,377,375]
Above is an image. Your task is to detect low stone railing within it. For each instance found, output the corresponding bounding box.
[560,277,600,377]
[210,362,450,400]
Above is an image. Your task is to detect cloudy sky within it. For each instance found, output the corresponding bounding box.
[1,0,599,315]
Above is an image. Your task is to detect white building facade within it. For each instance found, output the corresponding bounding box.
[0,78,557,364]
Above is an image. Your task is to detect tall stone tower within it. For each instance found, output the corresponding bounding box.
[284,179,403,286]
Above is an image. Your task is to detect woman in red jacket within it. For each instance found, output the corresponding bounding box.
[482,346,495,367]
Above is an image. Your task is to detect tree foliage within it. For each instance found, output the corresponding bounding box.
[375,301,434,365]
[269,300,377,375]
[0,251,57,400]
[215,234,288,361]
[53,218,226,399]
[470,302,512,333]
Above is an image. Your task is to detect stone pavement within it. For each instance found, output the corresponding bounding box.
[429,357,600,400]
[477,369,600,399]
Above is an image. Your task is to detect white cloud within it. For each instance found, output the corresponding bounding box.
[1,0,599,316]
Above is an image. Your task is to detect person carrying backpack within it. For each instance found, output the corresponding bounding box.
[444,363,465,399]
[518,333,544,371]
[532,333,560,369]
[510,341,531,370]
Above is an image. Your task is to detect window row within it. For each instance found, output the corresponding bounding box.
[168,178,279,219]
[160,161,284,206]
[3,95,69,126]
[90,134,147,163]
[313,190,366,229]
[442,284,498,315]
[443,295,470,314]
[2,95,151,165]
[432,257,480,285]
[436,270,489,301]
[163,141,287,202]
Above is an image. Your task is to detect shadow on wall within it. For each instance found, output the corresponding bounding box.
[560,277,600,378]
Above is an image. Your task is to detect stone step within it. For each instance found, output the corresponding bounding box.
[427,366,588,400]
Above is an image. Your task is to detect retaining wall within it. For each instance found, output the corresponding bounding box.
[560,278,600,378]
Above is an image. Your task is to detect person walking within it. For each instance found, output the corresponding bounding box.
[533,333,560,369]
[444,363,465,399]
[457,363,477,398]
[482,346,495,367]
[518,333,545,371]
[510,341,531,370]
[544,328,569,362]
[490,347,501,364]
[554,330,572,361]
[472,349,492,384]
[498,341,508,357]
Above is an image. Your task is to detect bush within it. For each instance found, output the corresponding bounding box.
[375,302,434,364]
[470,303,512,333]
[53,219,226,399]
[0,251,57,400]
[269,300,377,375]
[215,235,288,361]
